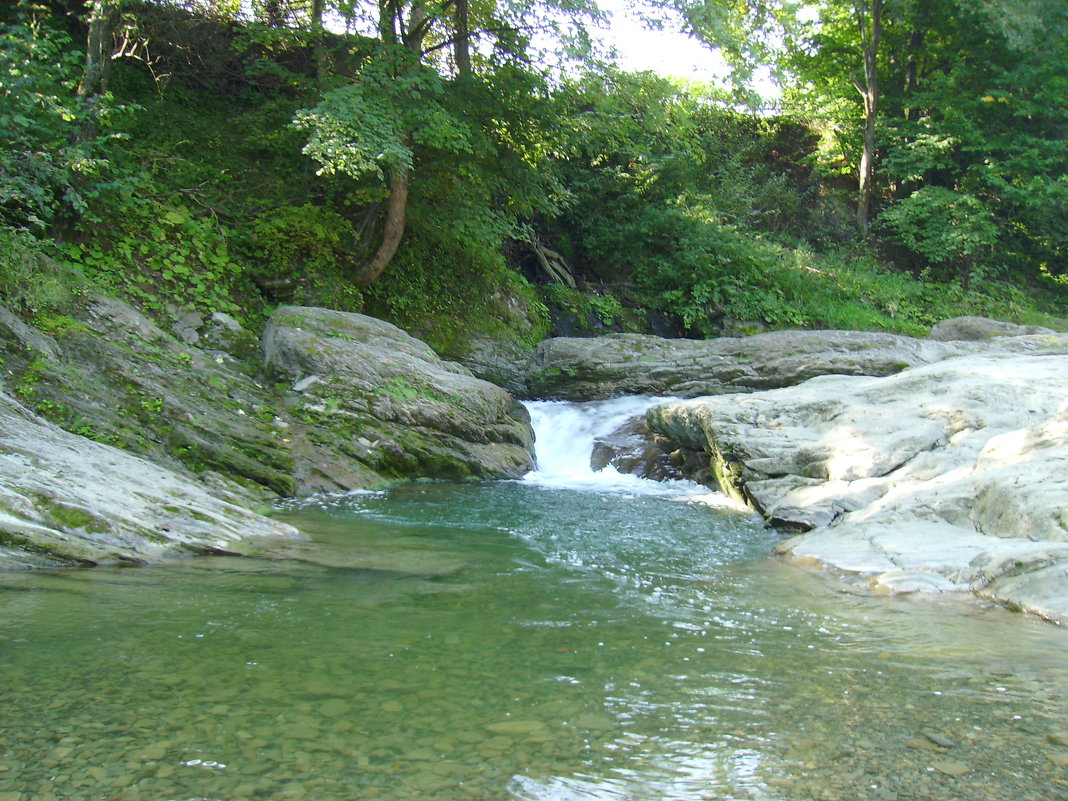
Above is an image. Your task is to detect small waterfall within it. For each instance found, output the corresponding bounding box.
[523,397,677,492]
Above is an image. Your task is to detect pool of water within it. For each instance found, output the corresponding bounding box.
[1,401,1067,801]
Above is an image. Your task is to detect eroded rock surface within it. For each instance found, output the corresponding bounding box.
[648,335,1068,623]
[263,306,534,493]
[0,392,300,567]
[526,329,961,400]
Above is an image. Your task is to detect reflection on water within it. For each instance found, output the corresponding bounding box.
[1,479,1067,801]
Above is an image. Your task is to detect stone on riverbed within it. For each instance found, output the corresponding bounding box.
[648,334,1068,623]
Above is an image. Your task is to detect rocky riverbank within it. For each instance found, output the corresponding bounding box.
[3,294,1067,626]
[0,299,533,566]
[646,323,1068,624]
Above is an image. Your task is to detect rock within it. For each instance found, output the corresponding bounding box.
[318,699,350,718]
[930,759,970,776]
[525,329,962,400]
[589,416,681,481]
[923,730,956,749]
[906,738,944,752]
[484,720,546,736]
[0,297,295,497]
[201,312,259,359]
[263,306,534,492]
[0,391,300,567]
[454,334,533,397]
[1048,731,1068,748]
[648,342,1068,623]
[927,316,1054,341]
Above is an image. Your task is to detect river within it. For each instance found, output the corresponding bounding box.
[1,398,1067,800]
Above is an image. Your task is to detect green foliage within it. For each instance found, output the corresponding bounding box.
[0,4,82,231]
[245,203,363,311]
[877,187,1000,282]
[64,203,245,316]
[0,228,88,315]
[294,46,473,181]
[540,285,632,331]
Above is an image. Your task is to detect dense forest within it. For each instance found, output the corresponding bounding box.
[1,0,1065,358]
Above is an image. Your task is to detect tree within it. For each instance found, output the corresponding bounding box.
[853,0,881,235]
[294,0,598,286]
[874,0,1068,281]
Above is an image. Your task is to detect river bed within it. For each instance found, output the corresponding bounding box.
[1,399,1067,800]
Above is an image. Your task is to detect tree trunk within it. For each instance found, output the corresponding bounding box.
[378,0,397,43]
[855,0,882,237]
[352,167,409,288]
[454,0,471,74]
[352,4,428,287]
[54,0,117,241]
[75,0,118,145]
[310,0,328,79]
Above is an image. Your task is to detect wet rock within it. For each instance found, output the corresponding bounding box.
[930,759,970,776]
[589,415,681,480]
[485,720,547,736]
[923,730,956,748]
[907,738,944,752]
[1048,730,1068,747]
[318,699,350,718]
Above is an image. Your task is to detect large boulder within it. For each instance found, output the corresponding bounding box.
[525,329,961,400]
[648,334,1068,623]
[0,392,300,567]
[0,296,295,497]
[263,306,534,493]
[456,334,534,397]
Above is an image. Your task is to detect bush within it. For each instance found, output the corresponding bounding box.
[0,228,88,315]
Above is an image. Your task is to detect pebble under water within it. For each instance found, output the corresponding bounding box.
[1,399,1068,801]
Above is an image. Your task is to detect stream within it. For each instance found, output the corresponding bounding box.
[1,398,1067,800]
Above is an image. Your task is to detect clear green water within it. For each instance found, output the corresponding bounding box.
[2,477,1068,800]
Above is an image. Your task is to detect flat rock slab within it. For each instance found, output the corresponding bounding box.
[0,392,299,567]
[525,329,962,400]
[648,339,1068,623]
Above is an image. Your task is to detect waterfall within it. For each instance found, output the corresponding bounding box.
[522,397,677,492]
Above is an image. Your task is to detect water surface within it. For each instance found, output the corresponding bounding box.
[1,400,1066,801]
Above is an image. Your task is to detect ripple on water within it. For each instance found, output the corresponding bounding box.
[0,481,1067,801]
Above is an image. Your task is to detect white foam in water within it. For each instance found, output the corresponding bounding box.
[522,397,740,506]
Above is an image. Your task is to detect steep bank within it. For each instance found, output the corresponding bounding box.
[647,328,1068,623]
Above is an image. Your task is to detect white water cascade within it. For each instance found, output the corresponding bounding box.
[522,397,709,498]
